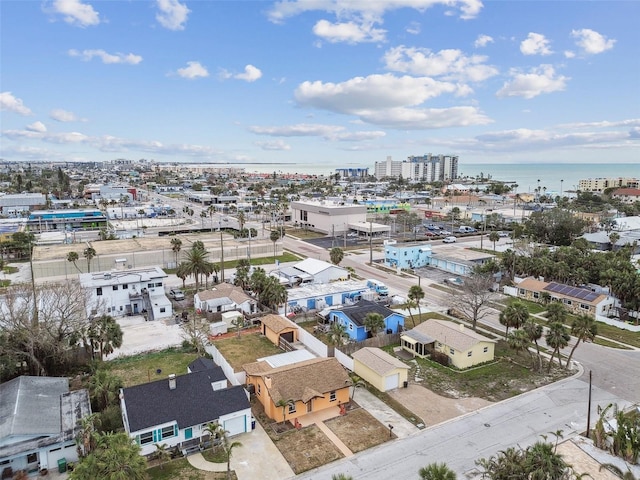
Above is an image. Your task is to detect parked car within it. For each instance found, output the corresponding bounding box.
[458,226,476,233]
[169,288,185,301]
[425,223,441,231]
[439,230,452,235]
[443,236,457,243]
[498,231,510,237]
[424,231,438,237]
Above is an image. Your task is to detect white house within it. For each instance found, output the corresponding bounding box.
[120,366,251,456]
[194,283,258,315]
[0,376,91,476]
[292,258,350,284]
[79,266,172,320]
[290,200,367,234]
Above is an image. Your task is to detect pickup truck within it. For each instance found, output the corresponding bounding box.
[169,288,185,301]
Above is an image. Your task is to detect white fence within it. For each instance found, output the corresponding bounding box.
[206,344,245,385]
[595,314,640,332]
[296,328,328,357]
[334,348,354,371]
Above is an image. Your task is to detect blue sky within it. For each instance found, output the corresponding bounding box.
[1,0,638,168]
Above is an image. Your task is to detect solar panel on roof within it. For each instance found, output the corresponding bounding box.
[544,282,599,303]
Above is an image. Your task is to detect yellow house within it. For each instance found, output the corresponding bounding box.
[401,320,496,369]
[243,357,351,423]
[260,314,298,347]
[352,347,410,392]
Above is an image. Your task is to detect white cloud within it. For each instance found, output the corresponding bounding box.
[406,22,421,35]
[234,65,262,82]
[50,0,100,27]
[571,28,616,55]
[249,123,386,141]
[474,34,493,48]
[155,0,190,31]
[520,32,552,56]
[254,140,292,151]
[312,19,386,44]
[176,61,209,79]
[564,50,575,59]
[383,46,498,82]
[50,109,79,122]
[557,119,640,129]
[68,49,143,65]
[0,92,33,116]
[26,121,47,133]
[496,65,568,99]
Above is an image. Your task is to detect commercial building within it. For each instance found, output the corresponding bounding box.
[374,154,459,182]
[578,177,639,193]
[0,193,46,215]
[290,200,367,234]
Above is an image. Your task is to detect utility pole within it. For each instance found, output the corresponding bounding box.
[586,370,593,438]
[219,219,225,283]
[369,220,373,265]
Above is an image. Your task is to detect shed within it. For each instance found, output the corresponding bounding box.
[352,347,410,392]
[260,314,298,346]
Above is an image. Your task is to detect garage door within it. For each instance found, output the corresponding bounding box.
[224,415,246,436]
[384,373,399,391]
[46,442,76,469]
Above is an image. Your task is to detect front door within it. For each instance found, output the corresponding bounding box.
[306,400,312,413]
[133,303,139,314]
[184,427,192,440]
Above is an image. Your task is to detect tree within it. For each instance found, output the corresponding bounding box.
[170,237,182,266]
[545,322,570,371]
[67,251,81,272]
[450,273,495,331]
[419,462,457,480]
[154,443,170,470]
[565,314,597,368]
[488,231,500,251]
[234,258,251,290]
[221,435,242,480]
[181,317,209,355]
[183,243,214,292]
[545,302,568,325]
[499,301,529,339]
[83,246,97,273]
[408,285,425,326]
[260,276,288,311]
[522,319,543,371]
[176,262,189,288]
[270,229,281,259]
[87,315,123,361]
[88,368,123,411]
[330,247,344,265]
[507,329,536,368]
[403,298,418,327]
[69,432,146,480]
[203,421,225,449]
[364,312,385,336]
[275,399,295,425]
[327,322,349,346]
[76,413,101,458]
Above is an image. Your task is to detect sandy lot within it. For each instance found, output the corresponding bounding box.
[389,384,493,427]
[105,315,184,360]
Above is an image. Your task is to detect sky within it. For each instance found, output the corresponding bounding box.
[1,0,639,169]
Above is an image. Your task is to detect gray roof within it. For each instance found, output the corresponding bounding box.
[122,369,248,432]
[352,348,409,375]
[402,329,436,345]
[188,357,217,373]
[333,300,398,327]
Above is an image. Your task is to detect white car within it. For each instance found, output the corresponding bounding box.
[498,231,510,237]
[443,236,457,243]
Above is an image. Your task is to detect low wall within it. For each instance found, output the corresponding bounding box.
[206,344,245,385]
[334,348,353,371]
[596,314,640,332]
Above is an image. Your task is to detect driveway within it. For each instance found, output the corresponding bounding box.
[105,315,184,360]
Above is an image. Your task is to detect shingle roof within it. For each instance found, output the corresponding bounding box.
[188,357,217,373]
[122,369,248,432]
[516,277,549,292]
[243,357,350,404]
[407,320,495,352]
[260,314,297,333]
[352,347,409,375]
[196,283,255,305]
[335,300,398,327]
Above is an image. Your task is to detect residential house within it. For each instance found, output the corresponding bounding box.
[0,376,91,476]
[260,314,299,347]
[281,280,369,315]
[611,188,640,204]
[120,368,251,456]
[512,277,616,318]
[352,347,410,392]
[194,283,258,315]
[401,320,496,369]
[329,300,405,341]
[79,266,172,320]
[428,245,495,276]
[243,357,351,423]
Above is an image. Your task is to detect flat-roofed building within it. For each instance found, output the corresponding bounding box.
[290,200,366,234]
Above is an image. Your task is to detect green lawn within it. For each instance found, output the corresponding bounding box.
[213,333,282,371]
[593,322,640,348]
[105,348,199,387]
[147,457,231,480]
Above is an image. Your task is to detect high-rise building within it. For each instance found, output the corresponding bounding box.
[374,154,458,181]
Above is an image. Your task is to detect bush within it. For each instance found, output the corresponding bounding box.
[432,351,450,367]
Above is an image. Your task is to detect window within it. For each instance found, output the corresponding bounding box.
[329,391,337,402]
[483,346,488,353]
[122,284,128,289]
[449,348,455,355]
[533,292,539,299]
[160,307,166,313]
[580,304,589,310]
[565,300,572,306]
[139,431,153,445]
[96,287,103,296]
[288,403,296,414]
[155,282,162,287]
[161,425,176,440]
[467,351,472,357]
[349,323,353,331]
[113,285,119,291]
[518,289,524,295]
[148,283,154,288]
[257,384,261,395]
[27,453,38,464]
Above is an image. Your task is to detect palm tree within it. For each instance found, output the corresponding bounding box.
[488,231,500,251]
[88,315,124,361]
[69,432,146,480]
[83,246,97,273]
[237,210,246,232]
[408,285,425,325]
[170,237,182,266]
[200,210,207,228]
[87,369,123,411]
[183,244,213,292]
[600,464,638,480]
[507,329,535,368]
[499,301,529,339]
[176,262,189,288]
[275,399,295,425]
[76,413,101,458]
[364,312,385,336]
[270,229,280,259]
[403,298,418,327]
[327,322,349,346]
[418,462,457,480]
[566,314,598,368]
[330,247,344,265]
[221,435,242,480]
[154,443,170,470]
[522,319,543,371]
[545,322,570,371]
[67,251,81,272]
[545,302,567,325]
[261,277,288,311]
[203,422,225,450]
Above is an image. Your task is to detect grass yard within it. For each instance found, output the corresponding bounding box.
[214,333,282,371]
[324,408,394,453]
[269,424,343,474]
[105,347,199,387]
[147,458,233,480]
[593,322,640,348]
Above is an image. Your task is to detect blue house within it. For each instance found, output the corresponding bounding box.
[384,243,432,270]
[329,300,405,341]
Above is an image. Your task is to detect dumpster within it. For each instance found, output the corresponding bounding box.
[58,458,67,473]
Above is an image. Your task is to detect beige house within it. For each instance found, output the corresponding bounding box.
[260,314,298,347]
[352,347,410,392]
[401,320,496,369]
[514,277,615,318]
[243,357,351,423]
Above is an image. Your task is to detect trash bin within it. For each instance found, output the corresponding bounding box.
[251,417,256,430]
[57,458,67,473]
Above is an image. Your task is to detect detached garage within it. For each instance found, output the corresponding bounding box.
[352,347,410,392]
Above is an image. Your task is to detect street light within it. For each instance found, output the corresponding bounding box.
[219,218,225,283]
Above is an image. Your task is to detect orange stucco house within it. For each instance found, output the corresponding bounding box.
[260,314,298,347]
[243,357,351,423]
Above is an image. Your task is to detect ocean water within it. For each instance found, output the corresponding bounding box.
[242,162,639,196]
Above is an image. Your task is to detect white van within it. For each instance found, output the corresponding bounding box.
[458,226,476,233]
[443,236,457,243]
